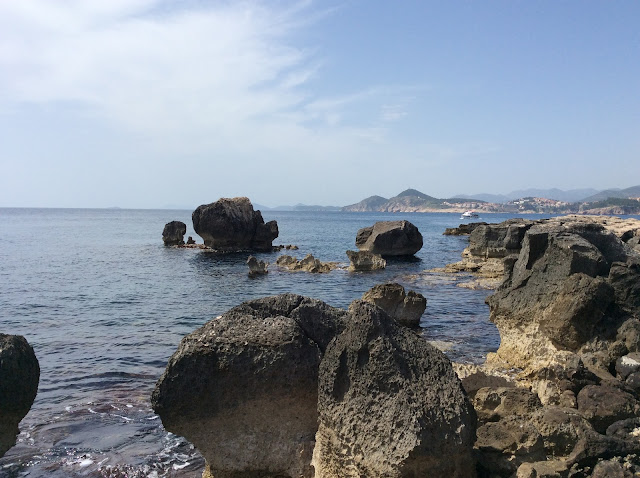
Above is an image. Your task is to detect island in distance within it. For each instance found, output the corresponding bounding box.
[341,185,640,215]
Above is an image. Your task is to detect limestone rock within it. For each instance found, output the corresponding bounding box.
[152,294,347,478]
[576,385,639,433]
[345,250,386,271]
[192,197,278,251]
[162,220,186,246]
[473,386,542,423]
[313,300,476,477]
[616,353,640,380]
[0,334,40,457]
[276,254,338,273]
[247,255,268,276]
[355,220,423,256]
[443,222,488,236]
[360,282,426,328]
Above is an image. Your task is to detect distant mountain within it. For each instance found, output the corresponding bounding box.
[343,189,487,213]
[582,185,640,202]
[456,188,600,203]
[342,195,389,212]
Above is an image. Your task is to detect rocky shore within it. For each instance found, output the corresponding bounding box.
[151,213,640,477]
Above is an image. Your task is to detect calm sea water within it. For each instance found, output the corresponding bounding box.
[0,208,555,476]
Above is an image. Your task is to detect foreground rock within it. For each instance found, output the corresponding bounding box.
[276,254,338,273]
[313,301,476,477]
[247,255,268,276]
[162,220,187,246]
[355,220,423,256]
[0,334,40,457]
[345,250,386,271]
[153,295,476,477]
[361,282,426,327]
[192,197,278,251]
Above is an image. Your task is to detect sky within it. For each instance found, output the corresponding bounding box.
[1,1,638,209]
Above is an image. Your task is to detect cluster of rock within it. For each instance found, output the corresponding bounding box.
[152,293,475,477]
[276,254,339,273]
[361,282,426,328]
[449,215,640,476]
[0,334,39,458]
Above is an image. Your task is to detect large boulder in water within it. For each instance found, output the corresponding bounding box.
[355,220,423,256]
[192,197,278,251]
[152,294,348,478]
[162,220,186,246]
[0,334,40,457]
[312,301,476,477]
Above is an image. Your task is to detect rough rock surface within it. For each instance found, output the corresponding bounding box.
[276,254,338,273]
[345,250,386,271]
[313,300,476,478]
[360,282,426,327]
[152,294,347,478]
[444,222,489,236]
[355,220,423,256]
[162,220,187,246]
[192,197,278,251]
[0,334,40,457]
[247,255,268,275]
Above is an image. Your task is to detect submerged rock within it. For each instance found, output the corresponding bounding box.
[0,334,40,457]
[192,197,278,251]
[162,220,187,246]
[345,250,386,271]
[355,220,423,256]
[276,254,338,273]
[360,282,426,327]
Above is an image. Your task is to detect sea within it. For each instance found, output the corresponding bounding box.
[0,207,607,477]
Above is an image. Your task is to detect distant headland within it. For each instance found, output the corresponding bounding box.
[342,185,640,215]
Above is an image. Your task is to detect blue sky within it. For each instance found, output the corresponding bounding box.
[1,1,638,208]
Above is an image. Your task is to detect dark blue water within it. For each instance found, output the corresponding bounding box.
[0,208,542,477]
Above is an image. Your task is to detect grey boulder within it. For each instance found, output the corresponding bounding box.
[360,282,426,327]
[162,220,186,246]
[355,220,423,256]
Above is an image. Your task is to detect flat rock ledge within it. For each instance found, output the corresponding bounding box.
[1,334,40,458]
[152,294,476,478]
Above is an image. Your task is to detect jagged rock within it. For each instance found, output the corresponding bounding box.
[312,301,476,477]
[186,236,196,245]
[345,250,386,272]
[276,254,338,273]
[452,363,515,398]
[0,334,40,457]
[616,353,640,380]
[162,220,186,246]
[192,197,278,251]
[576,385,639,433]
[355,220,423,256]
[443,222,488,236]
[247,255,268,276]
[360,282,426,327]
[152,294,347,478]
[485,217,640,376]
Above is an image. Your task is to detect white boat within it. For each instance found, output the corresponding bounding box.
[461,210,479,219]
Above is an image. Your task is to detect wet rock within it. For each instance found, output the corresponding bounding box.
[0,334,40,457]
[313,301,476,477]
[355,220,423,256]
[247,255,268,276]
[192,197,278,251]
[360,282,426,327]
[345,250,386,272]
[162,220,186,246]
[275,254,338,273]
[152,294,347,478]
[577,385,639,433]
